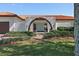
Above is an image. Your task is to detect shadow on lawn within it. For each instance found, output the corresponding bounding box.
[0,41,75,56]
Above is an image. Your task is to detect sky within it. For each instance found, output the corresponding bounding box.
[0,3,74,16]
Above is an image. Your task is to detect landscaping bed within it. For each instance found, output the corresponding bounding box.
[43,27,74,39]
[0,29,75,56]
[0,31,34,45]
[0,37,75,56]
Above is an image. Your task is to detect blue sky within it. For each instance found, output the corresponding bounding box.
[0,3,74,16]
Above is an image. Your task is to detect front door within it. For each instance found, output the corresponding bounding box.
[33,23,48,32]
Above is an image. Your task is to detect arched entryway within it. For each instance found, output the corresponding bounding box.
[28,17,52,32]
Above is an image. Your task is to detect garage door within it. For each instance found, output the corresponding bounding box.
[0,22,9,33]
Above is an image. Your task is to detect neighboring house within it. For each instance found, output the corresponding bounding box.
[0,12,74,33]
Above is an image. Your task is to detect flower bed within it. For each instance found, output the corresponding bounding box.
[0,38,18,45]
[0,32,35,45]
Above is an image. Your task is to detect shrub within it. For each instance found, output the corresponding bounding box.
[0,32,6,34]
[0,40,3,44]
[0,38,22,45]
[43,30,74,39]
[57,27,74,31]
[0,31,34,45]
[25,31,34,36]
[6,31,34,37]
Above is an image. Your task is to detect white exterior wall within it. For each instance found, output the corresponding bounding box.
[0,17,26,32]
[56,20,74,29]
[0,16,74,32]
[14,21,26,31]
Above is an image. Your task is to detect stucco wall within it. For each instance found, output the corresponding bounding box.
[0,17,26,32]
[0,16,74,32]
[56,20,74,29]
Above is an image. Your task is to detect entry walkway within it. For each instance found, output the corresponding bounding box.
[31,32,45,40]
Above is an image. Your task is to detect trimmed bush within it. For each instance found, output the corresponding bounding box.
[43,30,74,39]
[57,27,74,31]
[0,38,21,45]
[0,31,34,45]
[7,32,34,40]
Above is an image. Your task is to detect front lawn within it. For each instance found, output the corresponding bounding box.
[0,37,75,56]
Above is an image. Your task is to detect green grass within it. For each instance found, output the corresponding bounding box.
[0,37,75,56]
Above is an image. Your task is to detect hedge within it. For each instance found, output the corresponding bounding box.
[0,38,18,44]
[0,36,31,45]
[57,27,74,31]
[43,30,74,39]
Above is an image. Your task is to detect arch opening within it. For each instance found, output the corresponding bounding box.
[28,17,52,32]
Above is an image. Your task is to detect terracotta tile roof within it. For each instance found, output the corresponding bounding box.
[0,12,25,21]
[0,12,16,16]
[35,15,74,20]
[0,12,74,21]
[53,15,74,20]
[19,15,28,20]
[24,15,74,20]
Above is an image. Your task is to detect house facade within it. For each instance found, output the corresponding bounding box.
[0,12,74,33]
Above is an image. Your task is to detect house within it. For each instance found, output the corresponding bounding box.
[0,12,74,33]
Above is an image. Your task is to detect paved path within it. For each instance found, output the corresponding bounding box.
[31,32,44,40]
